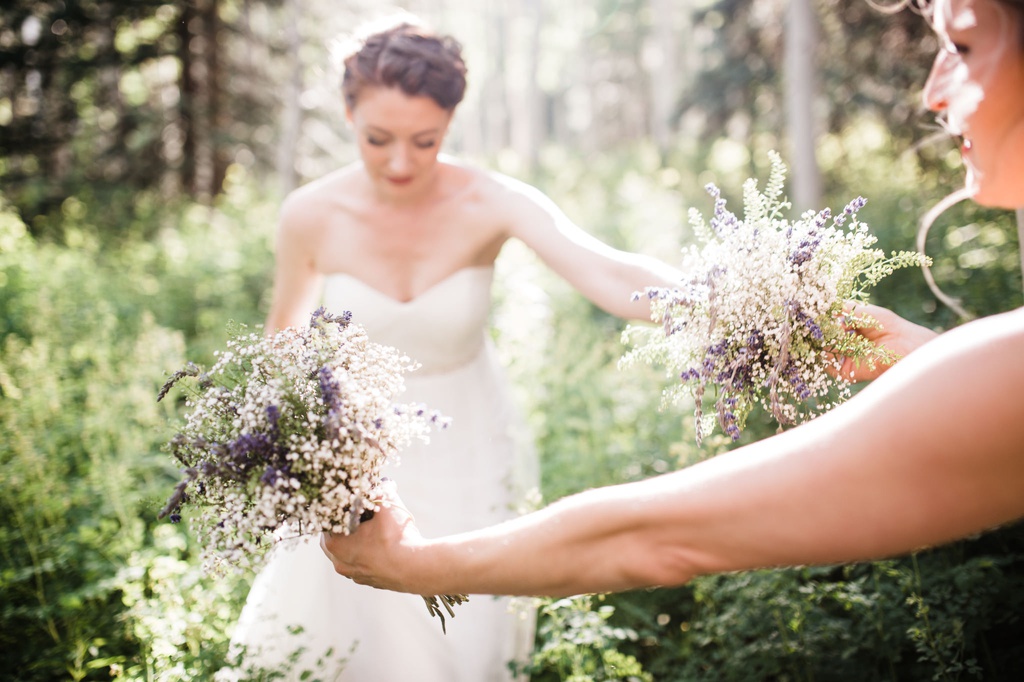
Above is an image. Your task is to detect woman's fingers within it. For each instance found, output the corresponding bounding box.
[828,302,938,382]
[320,478,419,587]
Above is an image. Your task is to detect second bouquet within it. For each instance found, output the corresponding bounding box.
[622,151,930,445]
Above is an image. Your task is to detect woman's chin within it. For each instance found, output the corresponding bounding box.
[969,174,1023,209]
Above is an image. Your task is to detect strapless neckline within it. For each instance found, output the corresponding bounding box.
[321,265,494,373]
[322,266,494,306]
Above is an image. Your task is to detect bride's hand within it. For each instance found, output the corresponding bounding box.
[320,479,424,593]
[831,302,939,382]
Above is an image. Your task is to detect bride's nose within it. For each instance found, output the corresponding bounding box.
[387,144,413,174]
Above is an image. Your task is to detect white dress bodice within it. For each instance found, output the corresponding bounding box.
[321,266,492,375]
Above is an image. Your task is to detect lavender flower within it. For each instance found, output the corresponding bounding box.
[157,362,201,402]
[157,310,465,631]
[158,311,450,570]
[621,151,929,444]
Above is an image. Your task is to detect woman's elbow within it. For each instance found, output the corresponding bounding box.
[610,541,704,591]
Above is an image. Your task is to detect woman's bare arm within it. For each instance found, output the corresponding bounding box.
[323,307,1024,596]
[264,193,326,333]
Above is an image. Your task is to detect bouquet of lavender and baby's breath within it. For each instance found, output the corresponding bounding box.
[157,307,466,632]
[622,151,930,445]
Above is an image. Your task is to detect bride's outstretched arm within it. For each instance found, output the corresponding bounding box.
[322,308,1024,597]
[489,172,684,321]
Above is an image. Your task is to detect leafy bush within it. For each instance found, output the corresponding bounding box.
[113,525,251,680]
[518,596,651,682]
[0,175,277,680]
[0,198,188,679]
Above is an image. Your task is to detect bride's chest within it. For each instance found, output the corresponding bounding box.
[311,203,503,302]
[315,202,506,274]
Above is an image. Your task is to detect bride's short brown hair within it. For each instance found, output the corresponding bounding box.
[341,21,467,112]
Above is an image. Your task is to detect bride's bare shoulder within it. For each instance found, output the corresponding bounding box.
[279,164,366,230]
[439,157,540,209]
[288,164,366,204]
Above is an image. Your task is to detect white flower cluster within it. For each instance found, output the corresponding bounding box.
[159,308,449,572]
[622,151,928,444]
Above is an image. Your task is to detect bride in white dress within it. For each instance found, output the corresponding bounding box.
[225,17,679,681]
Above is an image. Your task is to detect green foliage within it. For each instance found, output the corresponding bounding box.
[0,0,283,224]
[0,198,186,679]
[113,525,348,681]
[677,0,936,166]
[518,596,652,682]
[592,532,1024,682]
[0,180,276,680]
[113,525,251,679]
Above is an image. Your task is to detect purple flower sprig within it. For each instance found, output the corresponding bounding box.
[622,151,929,444]
[157,307,450,571]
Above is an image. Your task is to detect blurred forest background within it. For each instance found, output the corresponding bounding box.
[2,0,1023,680]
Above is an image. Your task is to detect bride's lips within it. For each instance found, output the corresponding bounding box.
[387,176,414,186]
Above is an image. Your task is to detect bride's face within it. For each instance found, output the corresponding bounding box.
[923,0,1024,208]
[347,86,453,200]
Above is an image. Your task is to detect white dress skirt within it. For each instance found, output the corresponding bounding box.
[224,266,537,681]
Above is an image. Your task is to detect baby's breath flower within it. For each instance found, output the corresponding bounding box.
[158,307,448,573]
[621,151,929,444]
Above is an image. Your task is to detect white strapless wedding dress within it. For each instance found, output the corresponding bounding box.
[225,266,536,681]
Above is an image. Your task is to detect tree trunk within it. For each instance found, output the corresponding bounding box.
[204,0,229,196]
[485,2,510,156]
[648,0,679,160]
[784,0,821,211]
[508,0,543,173]
[177,1,198,195]
[276,0,303,195]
